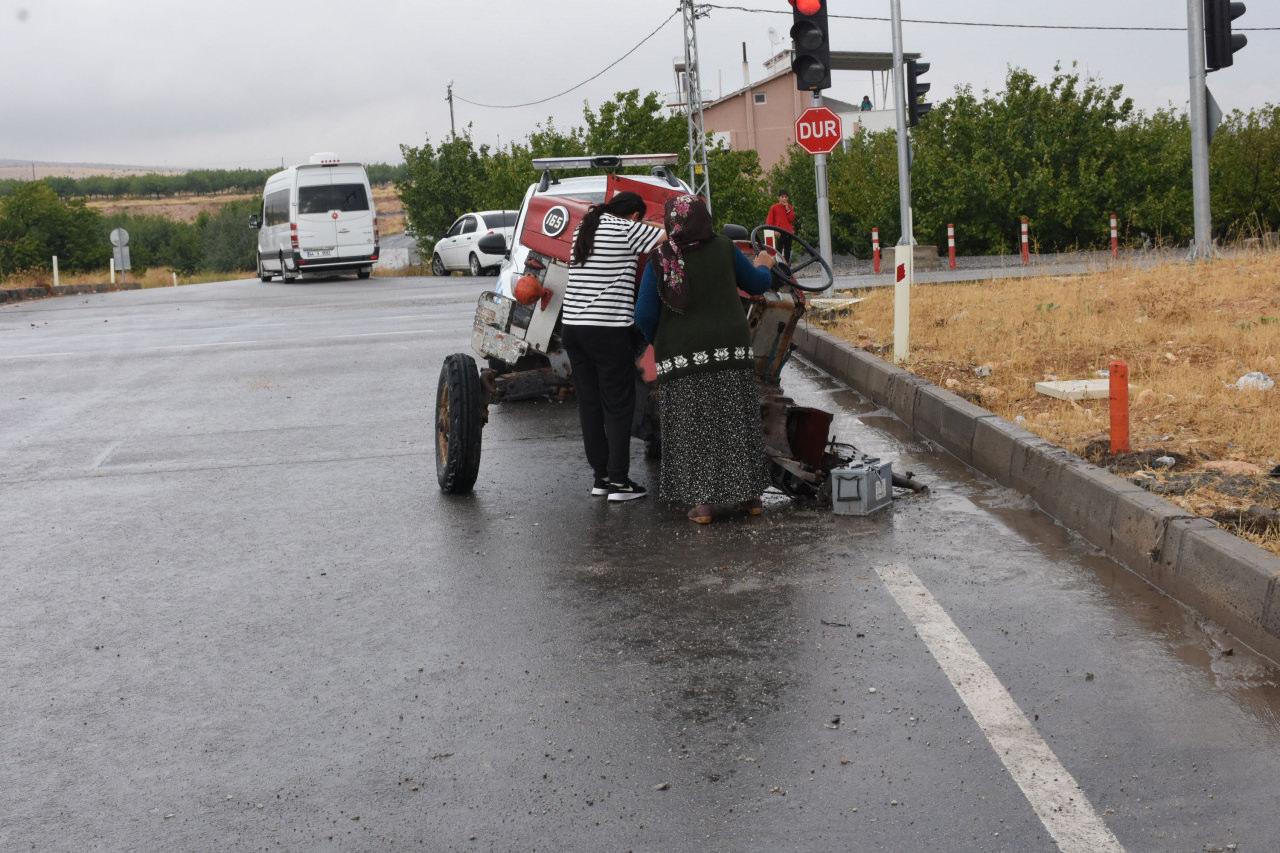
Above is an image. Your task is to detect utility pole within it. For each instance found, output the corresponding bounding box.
[681,0,711,210]
[1186,0,1213,259]
[446,81,457,140]
[889,0,913,363]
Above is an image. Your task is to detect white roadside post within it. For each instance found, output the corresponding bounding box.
[52,255,59,288]
[172,272,178,287]
[109,258,116,285]
[890,0,912,363]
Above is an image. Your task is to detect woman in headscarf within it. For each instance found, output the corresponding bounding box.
[634,194,776,524]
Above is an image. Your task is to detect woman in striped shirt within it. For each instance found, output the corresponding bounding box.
[561,191,665,502]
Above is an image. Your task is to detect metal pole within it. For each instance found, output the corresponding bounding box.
[1186,0,1213,259]
[446,81,456,139]
[812,92,833,276]
[681,0,711,210]
[890,0,912,246]
[890,0,912,362]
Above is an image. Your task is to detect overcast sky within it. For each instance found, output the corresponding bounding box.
[1,0,1275,169]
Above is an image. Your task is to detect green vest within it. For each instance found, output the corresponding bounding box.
[653,235,754,383]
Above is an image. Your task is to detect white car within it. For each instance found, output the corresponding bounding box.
[431,210,517,277]
[250,153,378,281]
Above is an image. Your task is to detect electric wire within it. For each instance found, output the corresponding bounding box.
[453,7,682,109]
[703,3,1280,32]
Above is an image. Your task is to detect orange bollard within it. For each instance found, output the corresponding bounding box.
[1109,360,1130,455]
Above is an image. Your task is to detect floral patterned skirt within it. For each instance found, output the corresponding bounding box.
[657,368,771,507]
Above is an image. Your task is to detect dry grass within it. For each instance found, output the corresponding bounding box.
[823,252,1280,554]
[88,192,256,223]
[2,267,244,290]
[83,183,407,234]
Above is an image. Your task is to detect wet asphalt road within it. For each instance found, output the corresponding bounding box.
[3,276,1280,852]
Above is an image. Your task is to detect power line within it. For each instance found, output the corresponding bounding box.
[702,3,1280,32]
[454,7,681,110]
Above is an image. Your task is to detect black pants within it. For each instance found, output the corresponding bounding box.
[561,324,638,482]
[778,232,794,263]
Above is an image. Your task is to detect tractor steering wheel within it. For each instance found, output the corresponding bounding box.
[750,225,833,293]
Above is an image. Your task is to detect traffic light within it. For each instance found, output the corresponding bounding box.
[906,59,932,127]
[1205,0,1247,71]
[790,0,831,92]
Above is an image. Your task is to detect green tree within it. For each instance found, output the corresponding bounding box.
[0,181,102,275]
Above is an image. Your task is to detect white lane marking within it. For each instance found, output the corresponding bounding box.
[874,563,1124,853]
[0,329,435,361]
[90,440,121,470]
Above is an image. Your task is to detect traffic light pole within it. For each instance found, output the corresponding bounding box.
[811,92,834,275]
[890,0,912,362]
[1186,0,1214,259]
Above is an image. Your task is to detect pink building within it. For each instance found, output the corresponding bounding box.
[702,50,913,171]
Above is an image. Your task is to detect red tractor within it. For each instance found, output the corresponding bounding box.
[434,154,923,506]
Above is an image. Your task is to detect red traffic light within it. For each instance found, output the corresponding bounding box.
[793,0,821,14]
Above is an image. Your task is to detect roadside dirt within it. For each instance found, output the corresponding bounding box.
[823,254,1280,555]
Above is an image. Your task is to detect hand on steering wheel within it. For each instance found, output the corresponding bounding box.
[749,225,833,293]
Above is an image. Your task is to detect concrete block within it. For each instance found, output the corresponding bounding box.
[1172,526,1280,658]
[1109,489,1197,586]
[886,373,929,426]
[795,324,819,359]
[1045,462,1147,552]
[972,417,1043,486]
[912,385,991,463]
[842,348,881,396]
[1007,438,1073,502]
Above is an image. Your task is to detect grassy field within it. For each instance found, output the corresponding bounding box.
[84,184,406,235]
[822,252,1280,554]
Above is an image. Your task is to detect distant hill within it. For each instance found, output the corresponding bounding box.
[0,160,188,180]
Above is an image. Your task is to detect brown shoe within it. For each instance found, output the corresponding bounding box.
[741,497,763,516]
[687,503,713,524]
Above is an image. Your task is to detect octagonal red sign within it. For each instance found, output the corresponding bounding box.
[795,106,842,155]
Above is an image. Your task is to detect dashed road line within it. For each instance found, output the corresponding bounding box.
[875,562,1124,853]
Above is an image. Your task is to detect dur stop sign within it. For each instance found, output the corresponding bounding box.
[794,106,842,155]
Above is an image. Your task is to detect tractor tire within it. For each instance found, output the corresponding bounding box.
[435,353,484,494]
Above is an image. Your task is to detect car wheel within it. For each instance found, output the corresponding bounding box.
[436,353,485,494]
[432,254,447,277]
[468,253,482,277]
[357,268,371,280]
[257,253,271,282]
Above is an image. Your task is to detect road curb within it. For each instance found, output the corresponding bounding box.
[0,282,143,305]
[795,322,1280,665]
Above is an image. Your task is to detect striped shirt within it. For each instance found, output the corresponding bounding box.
[562,214,664,327]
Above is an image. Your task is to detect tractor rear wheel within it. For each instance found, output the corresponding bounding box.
[436,353,484,493]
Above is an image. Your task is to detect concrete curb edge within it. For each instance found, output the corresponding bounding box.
[795,321,1280,665]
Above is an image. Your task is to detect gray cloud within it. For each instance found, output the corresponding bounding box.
[1,0,1274,168]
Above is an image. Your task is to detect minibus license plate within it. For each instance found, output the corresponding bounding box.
[306,248,334,259]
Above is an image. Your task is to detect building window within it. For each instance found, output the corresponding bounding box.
[753,92,767,105]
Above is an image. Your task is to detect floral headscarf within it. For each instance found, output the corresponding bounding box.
[655,194,714,313]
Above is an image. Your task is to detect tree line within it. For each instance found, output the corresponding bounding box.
[397,90,772,246]
[402,70,1278,259]
[0,163,407,201]
[770,67,1280,257]
[0,181,258,277]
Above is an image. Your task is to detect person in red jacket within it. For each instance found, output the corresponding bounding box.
[765,190,797,262]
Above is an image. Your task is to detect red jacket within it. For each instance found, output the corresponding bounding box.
[766,202,796,232]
